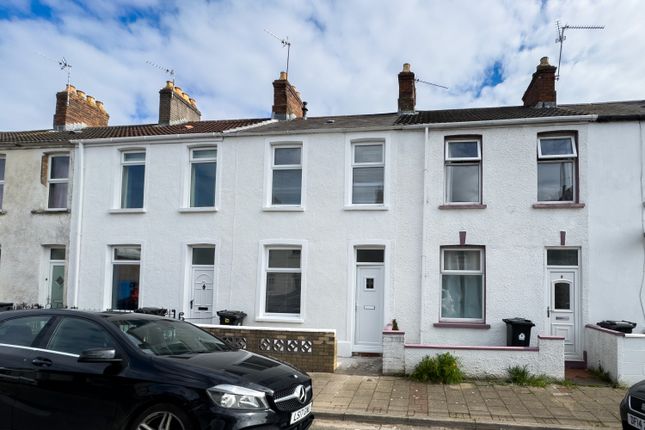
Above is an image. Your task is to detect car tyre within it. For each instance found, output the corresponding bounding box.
[130,403,192,430]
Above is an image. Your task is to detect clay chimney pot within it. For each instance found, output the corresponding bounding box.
[279,71,288,80]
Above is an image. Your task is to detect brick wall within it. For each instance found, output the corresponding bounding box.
[158,87,201,125]
[54,87,109,130]
[272,73,304,120]
[200,324,336,373]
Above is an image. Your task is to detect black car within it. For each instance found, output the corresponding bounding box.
[621,381,645,429]
[0,309,314,430]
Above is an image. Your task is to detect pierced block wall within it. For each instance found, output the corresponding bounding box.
[200,324,336,373]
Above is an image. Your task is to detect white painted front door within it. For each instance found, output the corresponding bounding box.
[190,268,214,321]
[548,269,580,360]
[354,265,384,351]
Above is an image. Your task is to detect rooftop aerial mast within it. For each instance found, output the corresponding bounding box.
[555,20,604,80]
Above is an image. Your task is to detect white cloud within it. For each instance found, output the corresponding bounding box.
[0,0,644,131]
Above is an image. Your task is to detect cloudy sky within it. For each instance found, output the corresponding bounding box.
[0,0,643,131]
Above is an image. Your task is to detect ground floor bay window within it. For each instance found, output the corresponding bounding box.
[111,246,141,310]
[440,248,485,322]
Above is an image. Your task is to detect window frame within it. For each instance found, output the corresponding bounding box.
[47,153,70,210]
[439,246,486,323]
[119,149,147,210]
[257,240,307,323]
[269,143,303,208]
[188,146,218,209]
[109,245,142,311]
[347,138,388,209]
[444,137,482,205]
[536,133,579,203]
[0,154,5,210]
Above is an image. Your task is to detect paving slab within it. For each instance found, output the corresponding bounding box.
[310,372,624,429]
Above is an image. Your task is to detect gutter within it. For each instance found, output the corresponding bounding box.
[229,115,598,137]
[596,114,645,122]
[71,132,225,146]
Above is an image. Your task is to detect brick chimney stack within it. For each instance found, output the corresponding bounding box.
[272,72,304,120]
[398,63,416,113]
[53,85,109,130]
[522,57,557,108]
[158,81,201,125]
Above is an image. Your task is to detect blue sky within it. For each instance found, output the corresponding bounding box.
[0,0,643,130]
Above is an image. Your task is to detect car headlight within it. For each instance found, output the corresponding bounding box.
[207,384,269,410]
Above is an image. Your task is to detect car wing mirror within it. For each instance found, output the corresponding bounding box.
[78,348,122,363]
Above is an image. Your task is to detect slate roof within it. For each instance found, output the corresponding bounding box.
[0,118,269,147]
[2,100,644,147]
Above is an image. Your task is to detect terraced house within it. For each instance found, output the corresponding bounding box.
[1,57,645,380]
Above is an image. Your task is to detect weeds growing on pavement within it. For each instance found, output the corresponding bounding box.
[410,352,463,384]
[506,365,549,387]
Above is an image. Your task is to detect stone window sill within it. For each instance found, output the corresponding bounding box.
[31,209,70,214]
[438,204,487,210]
[433,322,491,329]
[109,208,147,214]
[263,206,305,212]
[343,205,389,211]
[532,202,585,209]
[178,207,218,213]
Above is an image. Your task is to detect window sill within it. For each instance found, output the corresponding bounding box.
[343,205,389,211]
[532,202,585,209]
[109,208,147,214]
[31,209,70,214]
[433,322,491,329]
[439,204,487,210]
[178,207,219,213]
[256,316,304,324]
[263,206,305,212]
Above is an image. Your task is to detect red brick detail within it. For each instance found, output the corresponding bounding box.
[272,74,304,120]
[522,58,557,108]
[53,87,109,129]
[158,87,201,125]
[398,65,416,113]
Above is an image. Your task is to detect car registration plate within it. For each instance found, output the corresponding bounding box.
[290,402,312,425]
[629,413,645,430]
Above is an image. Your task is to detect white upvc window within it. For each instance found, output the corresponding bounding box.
[270,145,302,206]
[120,151,146,209]
[47,154,70,209]
[351,142,384,205]
[258,241,306,322]
[0,155,5,209]
[444,139,481,204]
[189,147,217,208]
[537,136,577,202]
[111,246,141,310]
[440,248,485,322]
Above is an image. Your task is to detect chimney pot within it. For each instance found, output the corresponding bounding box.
[86,95,96,106]
[539,56,550,66]
[165,80,174,89]
[66,84,77,94]
[76,90,86,99]
[279,71,288,80]
[403,63,411,72]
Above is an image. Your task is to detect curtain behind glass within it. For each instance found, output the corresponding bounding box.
[441,274,482,319]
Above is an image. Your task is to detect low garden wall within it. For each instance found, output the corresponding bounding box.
[585,324,645,385]
[383,327,564,379]
[199,324,336,373]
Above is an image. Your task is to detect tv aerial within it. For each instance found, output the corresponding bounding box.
[264,29,292,77]
[555,20,604,80]
[146,60,175,84]
[37,52,73,88]
[415,77,448,90]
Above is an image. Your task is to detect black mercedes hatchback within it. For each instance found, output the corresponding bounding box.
[0,309,314,430]
[621,380,645,429]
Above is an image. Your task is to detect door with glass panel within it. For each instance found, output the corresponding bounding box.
[354,249,385,352]
[48,248,65,309]
[546,249,580,360]
[190,247,215,321]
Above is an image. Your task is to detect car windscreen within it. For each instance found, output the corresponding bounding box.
[111,318,230,356]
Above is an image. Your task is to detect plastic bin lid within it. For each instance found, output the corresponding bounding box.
[502,317,535,326]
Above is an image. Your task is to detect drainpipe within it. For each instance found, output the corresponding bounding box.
[419,126,430,343]
[72,141,85,308]
[639,120,645,322]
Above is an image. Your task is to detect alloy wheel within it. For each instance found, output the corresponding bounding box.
[137,411,187,430]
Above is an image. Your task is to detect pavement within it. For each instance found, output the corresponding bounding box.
[309,371,626,429]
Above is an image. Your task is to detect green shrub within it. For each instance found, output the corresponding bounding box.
[506,365,548,387]
[410,353,463,384]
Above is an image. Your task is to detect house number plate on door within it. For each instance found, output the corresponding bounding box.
[364,305,375,310]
